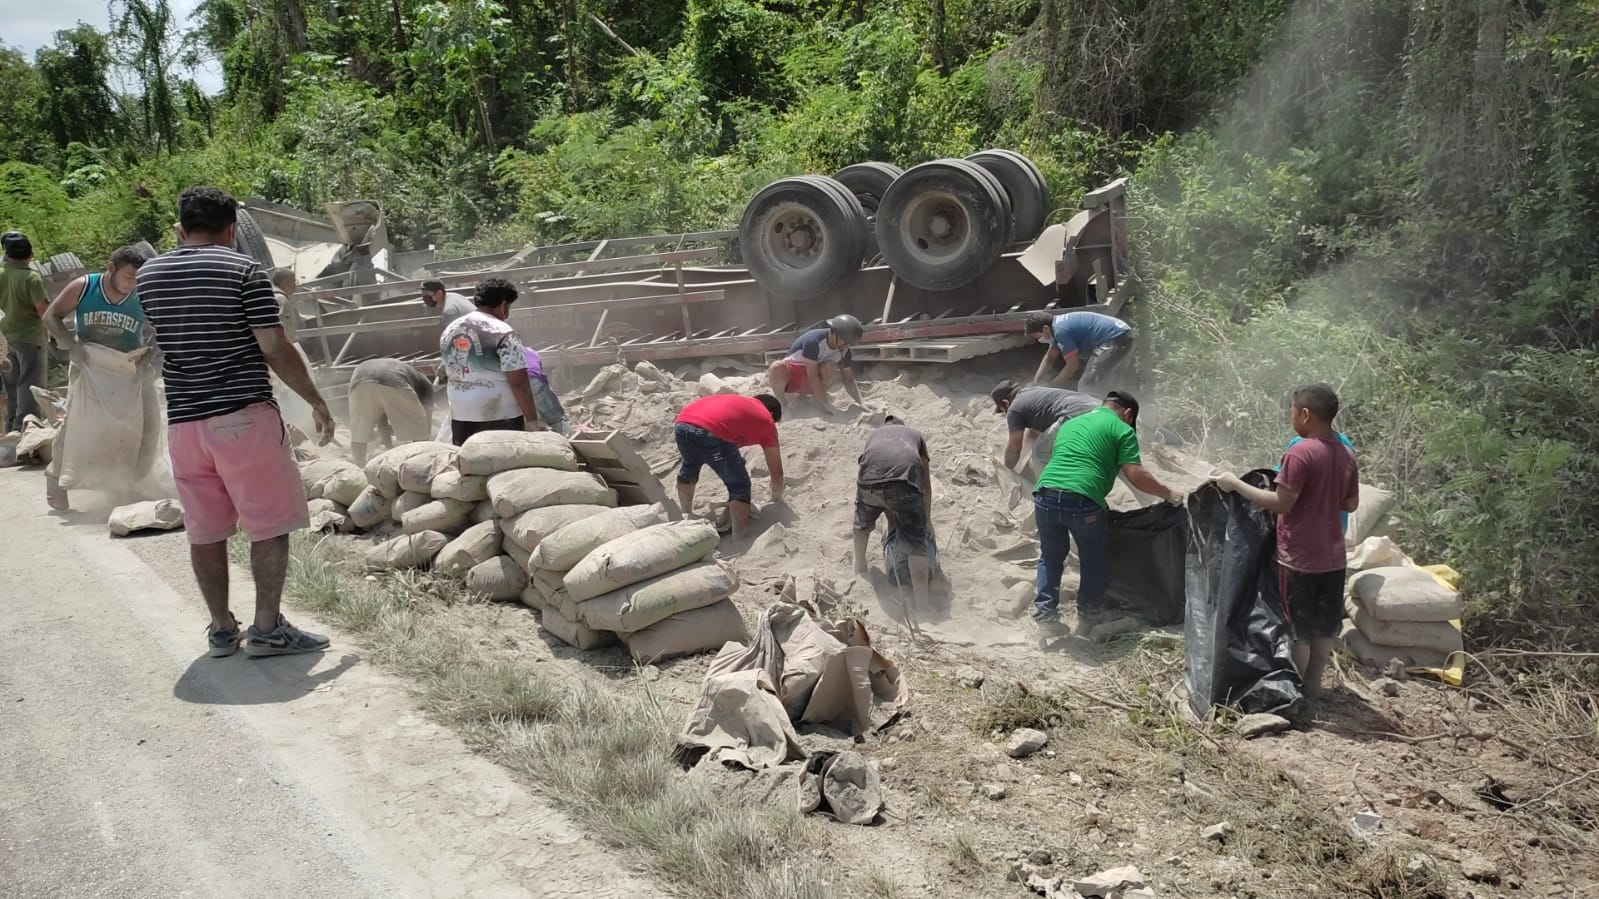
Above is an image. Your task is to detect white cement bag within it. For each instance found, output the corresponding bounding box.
[518,585,547,613]
[529,566,567,604]
[402,498,474,536]
[301,458,368,506]
[348,486,394,529]
[391,490,433,523]
[471,500,497,524]
[307,498,352,533]
[366,441,455,498]
[1345,483,1397,546]
[435,521,502,574]
[624,599,748,665]
[488,469,616,519]
[398,445,461,495]
[465,556,529,601]
[503,537,532,573]
[108,499,184,536]
[1346,535,1412,571]
[564,520,720,602]
[549,588,582,624]
[1352,566,1462,622]
[578,561,739,634]
[1340,621,1458,670]
[541,610,618,651]
[430,469,488,503]
[502,504,613,552]
[365,531,449,570]
[459,430,578,476]
[531,503,669,572]
[1345,597,1463,655]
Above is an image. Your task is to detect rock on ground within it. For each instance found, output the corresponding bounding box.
[1007,728,1049,758]
[1074,864,1146,898]
[1201,821,1234,842]
[1460,852,1501,883]
[1236,712,1292,738]
[955,666,985,688]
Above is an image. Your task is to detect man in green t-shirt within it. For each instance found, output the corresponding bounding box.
[0,231,50,433]
[1032,391,1185,638]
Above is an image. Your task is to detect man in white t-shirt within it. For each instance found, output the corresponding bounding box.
[421,279,475,327]
[439,278,540,445]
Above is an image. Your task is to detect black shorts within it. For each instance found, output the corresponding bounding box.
[452,416,524,446]
[854,481,929,551]
[1281,567,1347,642]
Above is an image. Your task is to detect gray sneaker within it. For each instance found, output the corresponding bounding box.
[244,615,331,657]
[207,620,242,658]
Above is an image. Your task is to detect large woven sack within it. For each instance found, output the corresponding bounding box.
[365,531,448,570]
[307,498,353,533]
[488,469,616,518]
[564,520,720,602]
[465,556,529,600]
[1351,566,1461,622]
[366,441,455,498]
[431,469,488,502]
[1344,597,1463,655]
[624,599,748,665]
[108,499,184,536]
[502,537,532,573]
[402,498,474,536]
[518,585,547,613]
[56,345,151,491]
[301,458,368,506]
[502,504,613,552]
[1340,621,1456,670]
[578,561,739,634]
[459,430,579,476]
[1345,483,1397,546]
[398,445,461,495]
[391,490,432,523]
[541,611,618,651]
[531,503,669,571]
[436,521,502,574]
[529,566,567,603]
[348,486,394,529]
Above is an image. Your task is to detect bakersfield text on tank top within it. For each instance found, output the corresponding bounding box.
[76,272,147,353]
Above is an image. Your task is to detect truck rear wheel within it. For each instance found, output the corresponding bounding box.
[874,159,1009,291]
[832,162,903,216]
[233,207,274,269]
[966,149,1050,242]
[740,176,868,301]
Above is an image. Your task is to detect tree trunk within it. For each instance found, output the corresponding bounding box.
[930,0,949,77]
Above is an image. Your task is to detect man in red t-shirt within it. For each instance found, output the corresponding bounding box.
[1217,383,1359,699]
[675,393,787,538]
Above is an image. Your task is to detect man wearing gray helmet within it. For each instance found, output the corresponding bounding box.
[767,313,870,413]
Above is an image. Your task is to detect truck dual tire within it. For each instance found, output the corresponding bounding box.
[874,159,1011,292]
[966,149,1050,243]
[740,176,869,301]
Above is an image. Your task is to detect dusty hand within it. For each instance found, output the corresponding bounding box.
[771,485,786,503]
[0,356,10,373]
[1167,490,1187,507]
[1214,473,1240,493]
[312,401,336,446]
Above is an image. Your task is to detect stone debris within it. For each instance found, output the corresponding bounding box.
[983,782,1008,801]
[1201,821,1233,842]
[998,581,1037,618]
[1459,852,1500,884]
[1372,676,1402,697]
[1348,808,1382,839]
[1074,864,1147,898]
[1235,712,1292,738]
[955,666,985,689]
[1007,728,1049,759]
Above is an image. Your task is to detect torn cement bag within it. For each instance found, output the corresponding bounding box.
[391,490,432,523]
[1344,597,1464,655]
[531,503,669,571]
[464,556,528,601]
[769,606,909,734]
[459,430,579,476]
[402,498,474,536]
[1345,483,1396,546]
[1183,472,1304,719]
[108,499,184,536]
[307,498,352,533]
[1347,535,1413,571]
[577,560,739,634]
[366,441,455,498]
[398,445,461,495]
[348,486,395,530]
[487,469,616,518]
[430,469,488,503]
[502,536,531,572]
[564,519,720,602]
[797,751,883,826]
[55,345,151,491]
[1351,566,1462,622]
[624,598,748,665]
[1105,501,1187,626]
[502,503,614,552]
[541,609,618,650]
[435,521,502,574]
[678,665,804,770]
[365,531,449,570]
[13,419,57,465]
[300,457,368,507]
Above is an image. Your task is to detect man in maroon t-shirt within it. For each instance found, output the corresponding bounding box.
[1218,383,1359,699]
[674,393,787,537]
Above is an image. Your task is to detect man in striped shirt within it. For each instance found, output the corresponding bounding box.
[137,186,337,659]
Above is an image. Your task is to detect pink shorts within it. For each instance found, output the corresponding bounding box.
[169,402,309,544]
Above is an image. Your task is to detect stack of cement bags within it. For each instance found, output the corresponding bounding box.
[517,504,669,649]
[1341,552,1464,670]
[299,457,368,533]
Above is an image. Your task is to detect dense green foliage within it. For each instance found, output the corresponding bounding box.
[3,0,1596,658]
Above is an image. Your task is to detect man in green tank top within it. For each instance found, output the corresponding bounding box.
[42,245,158,510]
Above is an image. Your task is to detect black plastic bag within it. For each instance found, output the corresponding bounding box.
[1106,503,1188,626]
[1183,469,1304,719]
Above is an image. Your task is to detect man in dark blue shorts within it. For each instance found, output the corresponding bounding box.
[674,393,786,538]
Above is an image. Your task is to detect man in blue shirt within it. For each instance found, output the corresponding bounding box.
[1024,310,1135,397]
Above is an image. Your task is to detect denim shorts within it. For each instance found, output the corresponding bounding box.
[675,423,753,503]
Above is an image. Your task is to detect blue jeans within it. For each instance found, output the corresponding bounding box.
[1033,488,1111,622]
[530,377,570,435]
[675,423,753,503]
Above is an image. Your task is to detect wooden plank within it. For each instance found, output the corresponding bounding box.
[570,431,681,520]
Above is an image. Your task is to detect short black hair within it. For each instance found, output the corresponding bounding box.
[420,279,446,292]
[475,277,518,307]
[109,244,152,271]
[2,230,32,261]
[178,186,239,235]
[1105,390,1140,429]
[1024,311,1055,335]
[1292,383,1340,423]
[755,393,782,423]
[269,267,296,288]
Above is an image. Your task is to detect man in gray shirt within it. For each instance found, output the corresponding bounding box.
[992,379,1099,474]
[854,415,934,611]
[420,279,474,326]
[348,357,435,464]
